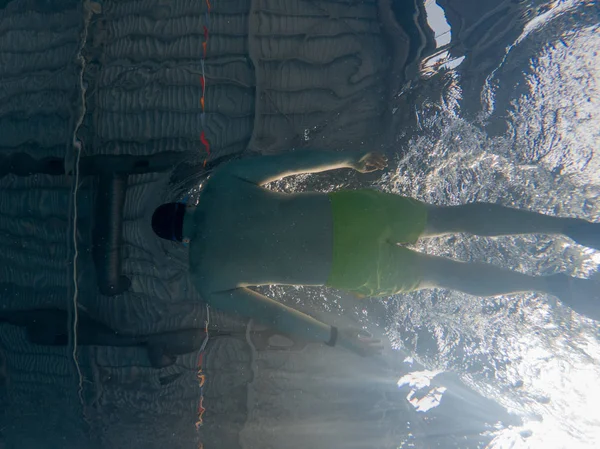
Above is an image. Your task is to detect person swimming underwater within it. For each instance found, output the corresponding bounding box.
[152,150,600,356]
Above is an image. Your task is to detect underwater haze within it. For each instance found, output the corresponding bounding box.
[0,0,599,449]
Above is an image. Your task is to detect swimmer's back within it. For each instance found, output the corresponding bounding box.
[186,172,333,291]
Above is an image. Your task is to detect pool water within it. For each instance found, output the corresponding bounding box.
[384,2,600,447]
[1,0,599,448]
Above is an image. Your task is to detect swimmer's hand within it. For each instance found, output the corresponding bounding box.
[351,151,388,173]
[336,327,384,357]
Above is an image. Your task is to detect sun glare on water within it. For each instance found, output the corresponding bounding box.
[391,13,600,449]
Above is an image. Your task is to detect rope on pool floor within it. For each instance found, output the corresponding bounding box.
[195,304,210,433]
[195,2,212,440]
[199,0,212,167]
[69,3,95,419]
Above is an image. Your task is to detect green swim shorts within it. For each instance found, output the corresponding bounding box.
[326,189,428,297]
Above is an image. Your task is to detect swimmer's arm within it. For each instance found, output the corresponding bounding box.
[203,287,333,344]
[216,150,375,186]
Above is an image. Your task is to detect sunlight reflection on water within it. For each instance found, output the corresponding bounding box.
[379,21,600,449]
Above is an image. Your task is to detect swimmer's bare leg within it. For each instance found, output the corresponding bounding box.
[423,203,600,250]
[414,251,600,321]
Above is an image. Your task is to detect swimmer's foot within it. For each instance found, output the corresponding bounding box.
[565,221,600,251]
[546,274,600,321]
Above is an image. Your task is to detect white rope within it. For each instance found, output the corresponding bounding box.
[199,304,210,352]
[70,3,94,412]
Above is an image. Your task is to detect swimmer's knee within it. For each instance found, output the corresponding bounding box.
[422,204,461,237]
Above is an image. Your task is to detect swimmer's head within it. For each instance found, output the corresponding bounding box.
[152,202,186,242]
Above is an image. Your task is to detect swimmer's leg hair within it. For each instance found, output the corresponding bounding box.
[413,249,600,321]
[423,203,600,250]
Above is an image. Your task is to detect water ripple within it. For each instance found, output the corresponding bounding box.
[379,24,600,449]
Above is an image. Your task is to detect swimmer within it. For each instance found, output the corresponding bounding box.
[152,150,600,356]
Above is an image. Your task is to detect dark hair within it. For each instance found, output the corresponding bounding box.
[152,202,186,242]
